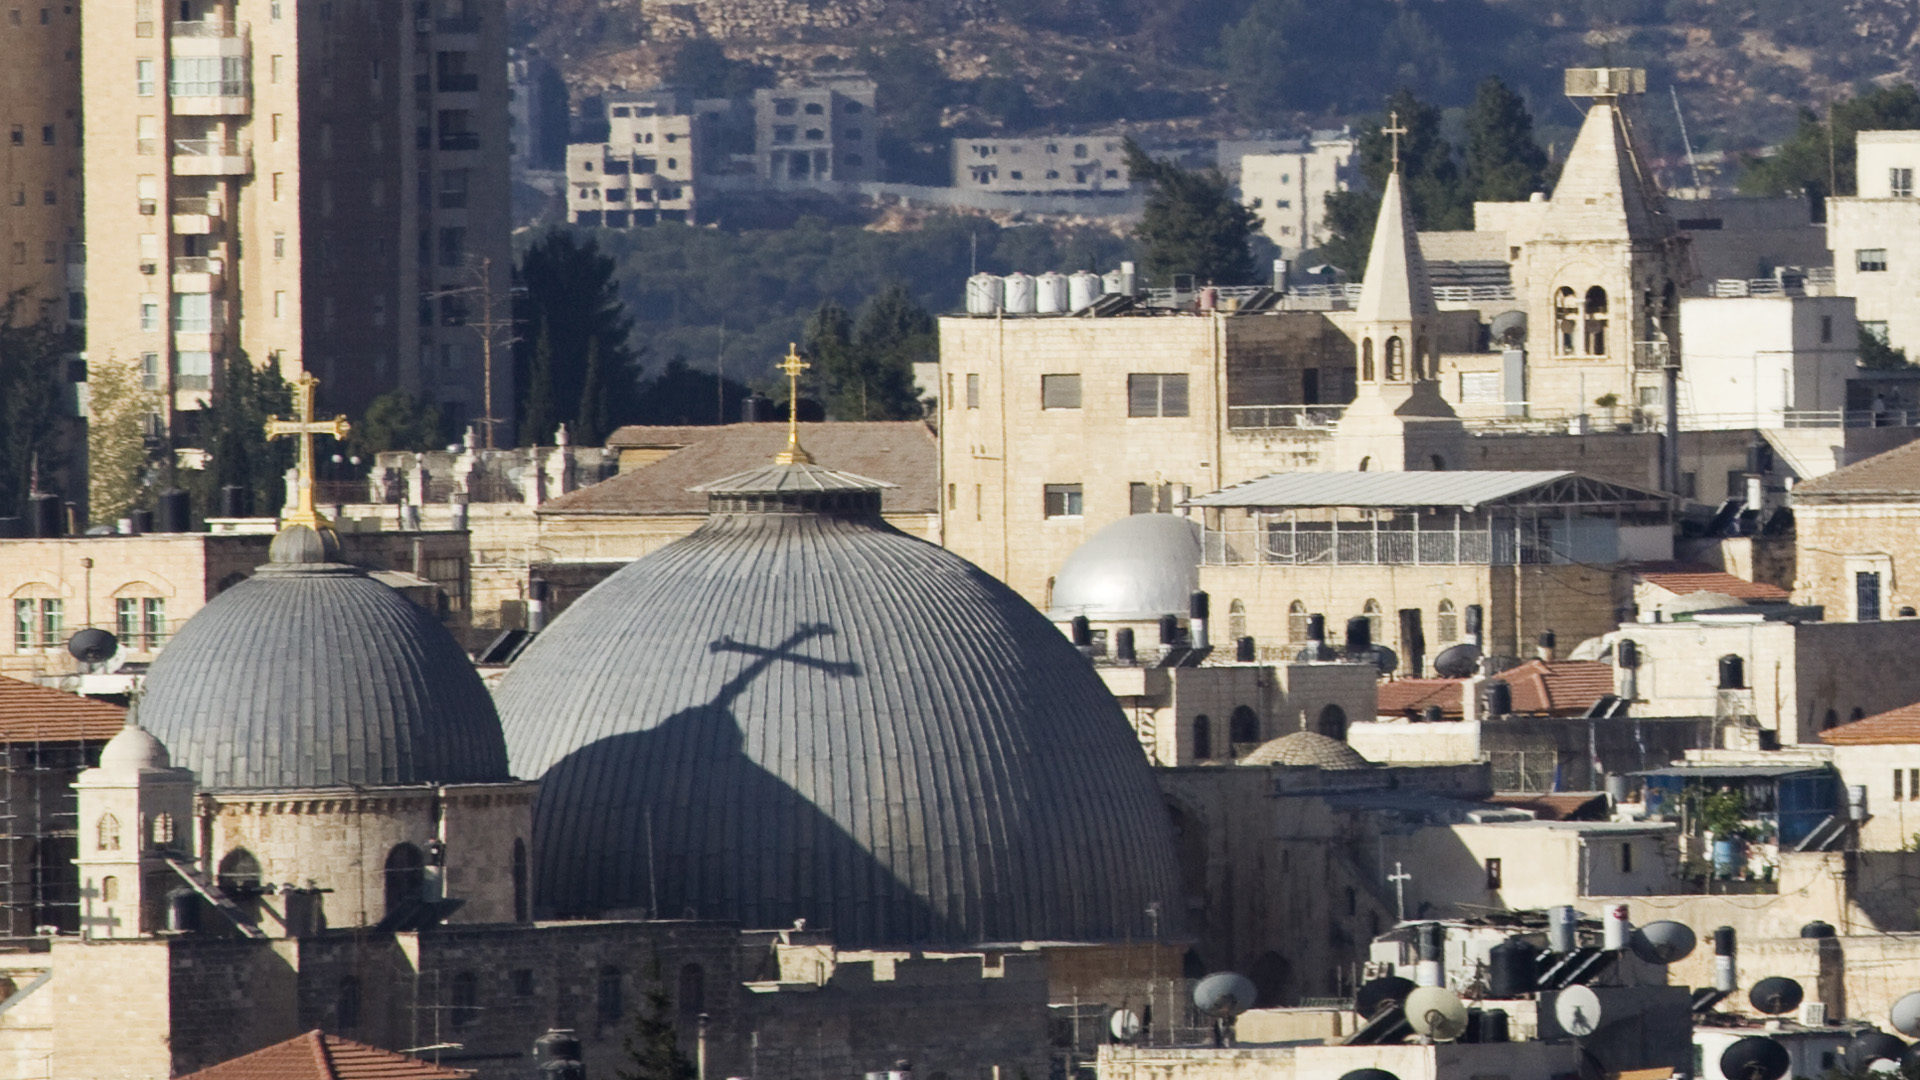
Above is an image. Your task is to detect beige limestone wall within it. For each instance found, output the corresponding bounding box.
[50,939,174,1080]
[1793,502,1920,620]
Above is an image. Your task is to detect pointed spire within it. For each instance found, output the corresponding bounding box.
[1544,98,1669,241]
[1354,170,1437,326]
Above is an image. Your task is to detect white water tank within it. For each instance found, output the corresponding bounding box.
[1036,271,1070,314]
[1101,269,1125,295]
[965,273,1003,316]
[1004,272,1037,314]
[1069,271,1103,311]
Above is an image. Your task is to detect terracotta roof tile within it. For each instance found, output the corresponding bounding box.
[179,1030,473,1080]
[1820,702,1920,745]
[1634,563,1790,602]
[1375,660,1614,720]
[0,677,125,743]
[1792,438,1920,501]
[548,422,936,516]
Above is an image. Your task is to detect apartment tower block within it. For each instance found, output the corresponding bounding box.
[82,0,513,453]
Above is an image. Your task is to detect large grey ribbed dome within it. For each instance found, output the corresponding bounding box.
[496,463,1182,947]
[1049,514,1201,621]
[138,543,510,791]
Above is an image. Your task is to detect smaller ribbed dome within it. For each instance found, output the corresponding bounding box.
[1242,731,1373,769]
[1050,514,1201,621]
[99,721,170,773]
[269,523,343,564]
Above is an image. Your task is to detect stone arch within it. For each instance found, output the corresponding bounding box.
[1288,600,1309,643]
[1362,599,1383,644]
[96,813,121,852]
[1554,286,1579,354]
[383,843,426,919]
[1437,599,1457,643]
[218,848,261,894]
[1584,286,1609,354]
[1191,715,1213,761]
[1384,336,1405,381]
[1361,338,1375,382]
[100,875,118,903]
[1230,705,1260,745]
[1227,599,1247,643]
[1317,704,1349,740]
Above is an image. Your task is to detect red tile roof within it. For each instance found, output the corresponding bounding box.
[1634,563,1790,602]
[178,1031,473,1080]
[1377,678,1464,719]
[1792,437,1920,502]
[1820,702,1920,745]
[549,421,937,516]
[0,677,125,743]
[1375,660,1614,720]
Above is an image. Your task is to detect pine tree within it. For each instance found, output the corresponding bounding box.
[1319,90,1468,277]
[515,232,638,444]
[523,321,558,445]
[1464,76,1550,203]
[847,285,930,420]
[575,338,608,445]
[616,967,696,1080]
[1124,139,1262,286]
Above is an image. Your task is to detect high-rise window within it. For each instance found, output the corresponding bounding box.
[1127,373,1190,417]
[1043,484,1083,518]
[1858,249,1890,273]
[135,58,155,96]
[1894,168,1914,198]
[1858,570,1884,622]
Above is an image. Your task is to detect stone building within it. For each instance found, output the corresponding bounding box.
[952,134,1131,196]
[565,91,700,227]
[1231,132,1356,257]
[1820,704,1920,852]
[751,73,878,186]
[1789,438,1920,621]
[0,0,80,326]
[1827,130,1920,354]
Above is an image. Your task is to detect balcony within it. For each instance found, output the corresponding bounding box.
[172,256,224,294]
[170,85,251,116]
[1632,340,1673,372]
[438,132,479,152]
[169,18,248,38]
[172,138,251,176]
[172,329,225,353]
[437,73,479,93]
[171,196,224,235]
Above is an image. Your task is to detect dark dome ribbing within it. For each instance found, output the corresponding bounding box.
[139,562,510,790]
[495,475,1181,947]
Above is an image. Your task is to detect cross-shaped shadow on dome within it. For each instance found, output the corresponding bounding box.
[534,623,955,946]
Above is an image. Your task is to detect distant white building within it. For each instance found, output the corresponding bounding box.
[1828,131,1920,353]
[1225,131,1357,257]
[752,73,879,186]
[566,91,701,227]
[1677,294,1858,429]
[950,135,1131,196]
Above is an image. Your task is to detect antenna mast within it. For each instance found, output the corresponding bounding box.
[1669,86,1702,191]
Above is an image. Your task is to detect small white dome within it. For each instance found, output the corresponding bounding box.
[1050,514,1201,621]
[99,723,170,773]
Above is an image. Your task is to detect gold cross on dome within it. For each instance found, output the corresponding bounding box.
[265,371,352,529]
[1383,110,1408,174]
[773,342,814,466]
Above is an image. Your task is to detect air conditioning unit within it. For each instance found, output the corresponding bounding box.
[139,262,158,275]
[138,200,158,215]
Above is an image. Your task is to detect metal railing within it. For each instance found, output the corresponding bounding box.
[1227,404,1347,430]
[172,196,224,216]
[169,78,249,98]
[172,256,223,275]
[170,18,247,37]
[1632,340,1672,371]
[172,137,247,158]
[1684,408,1920,430]
[1202,525,1551,567]
[1432,283,1517,302]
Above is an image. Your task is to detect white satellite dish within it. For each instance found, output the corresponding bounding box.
[1110,1010,1142,1042]
[1403,986,1469,1042]
[1555,985,1605,1038]
[1891,991,1920,1038]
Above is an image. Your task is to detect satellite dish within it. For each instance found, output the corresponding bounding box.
[1404,986,1469,1042]
[1892,992,1920,1038]
[1555,985,1605,1038]
[1339,1072,1401,1080]
[1897,1041,1920,1080]
[1109,1010,1142,1042]
[67,628,118,664]
[1432,643,1483,679]
[1629,920,1696,965]
[1373,645,1399,675]
[1720,1037,1790,1080]
[1748,977,1804,1016]
[1193,972,1258,1018]
[1850,1032,1910,1070]
[1354,975,1416,1019]
[1489,310,1528,347]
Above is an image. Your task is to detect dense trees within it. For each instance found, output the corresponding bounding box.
[515,232,640,446]
[0,299,73,515]
[1738,84,1920,198]
[1125,140,1262,286]
[1320,81,1550,276]
[615,966,696,1080]
[803,285,932,421]
[350,390,444,458]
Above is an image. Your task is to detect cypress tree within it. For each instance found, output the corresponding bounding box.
[575,338,608,445]
[523,320,558,445]
[616,966,696,1080]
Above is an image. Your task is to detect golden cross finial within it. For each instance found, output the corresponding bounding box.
[265,372,352,530]
[773,342,813,466]
[1383,110,1408,174]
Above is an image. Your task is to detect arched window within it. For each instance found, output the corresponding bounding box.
[1191,715,1213,762]
[596,965,624,1026]
[1358,456,1371,472]
[151,812,174,847]
[1287,601,1310,643]
[1824,709,1839,730]
[1554,287,1579,354]
[1317,704,1349,740]
[678,963,706,1025]
[511,839,530,922]
[1361,338,1375,382]
[1852,707,1866,722]
[1363,599,1383,645]
[1227,599,1247,644]
[450,971,479,1027]
[1230,706,1260,745]
[1584,286,1609,354]
[384,843,426,919]
[1384,337,1405,381]
[100,876,118,902]
[1437,600,1458,644]
[217,848,261,894]
[338,976,362,1029]
[96,813,120,852]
